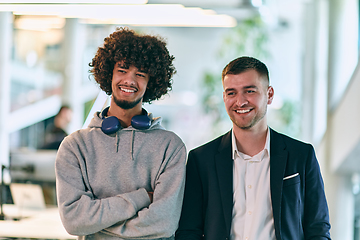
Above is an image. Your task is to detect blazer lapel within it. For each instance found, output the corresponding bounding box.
[215,130,233,235]
[269,128,288,240]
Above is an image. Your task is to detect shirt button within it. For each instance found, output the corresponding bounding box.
[248,185,252,189]
[248,211,252,215]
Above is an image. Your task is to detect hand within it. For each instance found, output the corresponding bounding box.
[147,191,153,203]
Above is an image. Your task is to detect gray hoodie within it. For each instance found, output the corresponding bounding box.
[55,111,187,240]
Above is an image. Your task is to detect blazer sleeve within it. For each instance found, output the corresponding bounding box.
[175,150,204,240]
[303,145,331,239]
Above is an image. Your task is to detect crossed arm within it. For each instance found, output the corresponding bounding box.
[55,139,186,239]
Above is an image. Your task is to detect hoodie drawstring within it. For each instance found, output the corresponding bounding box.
[130,130,135,161]
[115,130,135,160]
[116,132,120,152]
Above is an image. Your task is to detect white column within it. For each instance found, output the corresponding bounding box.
[301,0,357,238]
[325,0,357,238]
[0,12,13,179]
[62,18,86,133]
[328,0,358,109]
[301,0,329,145]
[301,0,317,143]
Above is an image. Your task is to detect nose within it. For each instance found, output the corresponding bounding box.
[123,71,137,86]
[237,93,248,107]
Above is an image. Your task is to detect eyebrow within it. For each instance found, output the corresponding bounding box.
[224,88,236,93]
[116,63,148,74]
[243,85,258,89]
[225,85,258,92]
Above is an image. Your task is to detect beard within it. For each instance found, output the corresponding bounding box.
[237,108,267,130]
[113,94,143,110]
[231,104,267,130]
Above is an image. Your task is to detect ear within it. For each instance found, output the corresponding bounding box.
[267,86,274,104]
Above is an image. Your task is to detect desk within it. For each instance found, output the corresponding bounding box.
[0,204,77,239]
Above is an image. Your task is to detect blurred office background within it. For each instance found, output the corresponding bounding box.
[0,0,359,239]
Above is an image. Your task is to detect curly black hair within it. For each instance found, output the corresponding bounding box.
[89,27,176,103]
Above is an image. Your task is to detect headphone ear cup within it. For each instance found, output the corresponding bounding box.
[101,116,121,134]
[131,115,151,130]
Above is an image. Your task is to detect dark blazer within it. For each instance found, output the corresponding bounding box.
[176,128,331,240]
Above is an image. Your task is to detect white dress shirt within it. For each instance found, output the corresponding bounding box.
[230,128,275,240]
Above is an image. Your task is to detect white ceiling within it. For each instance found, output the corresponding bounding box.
[0,0,264,27]
[147,0,256,8]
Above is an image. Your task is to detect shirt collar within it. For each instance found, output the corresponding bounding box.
[232,127,270,161]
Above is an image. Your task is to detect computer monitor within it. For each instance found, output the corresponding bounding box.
[9,149,58,182]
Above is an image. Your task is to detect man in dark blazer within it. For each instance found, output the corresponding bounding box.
[176,57,331,240]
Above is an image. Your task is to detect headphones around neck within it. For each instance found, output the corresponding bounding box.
[100,106,151,135]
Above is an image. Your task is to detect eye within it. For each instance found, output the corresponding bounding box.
[246,90,255,94]
[227,92,235,96]
[118,69,126,73]
[136,73,146,78]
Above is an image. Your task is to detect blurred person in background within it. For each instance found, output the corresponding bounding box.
[176,56,331,240]
[41,105,72,150]
[55,27,186,240]
[38,105,72,205]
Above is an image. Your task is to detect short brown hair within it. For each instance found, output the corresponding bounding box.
[222,56,269,84]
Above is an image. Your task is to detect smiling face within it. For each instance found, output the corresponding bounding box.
[111,61,150,110]
[223,69,274,131]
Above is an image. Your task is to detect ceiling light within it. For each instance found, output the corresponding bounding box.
[0,3,236,28]
[14,16,65,31]
[82,5,236,27]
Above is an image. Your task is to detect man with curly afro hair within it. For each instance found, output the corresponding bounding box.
[55,27,186,240]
